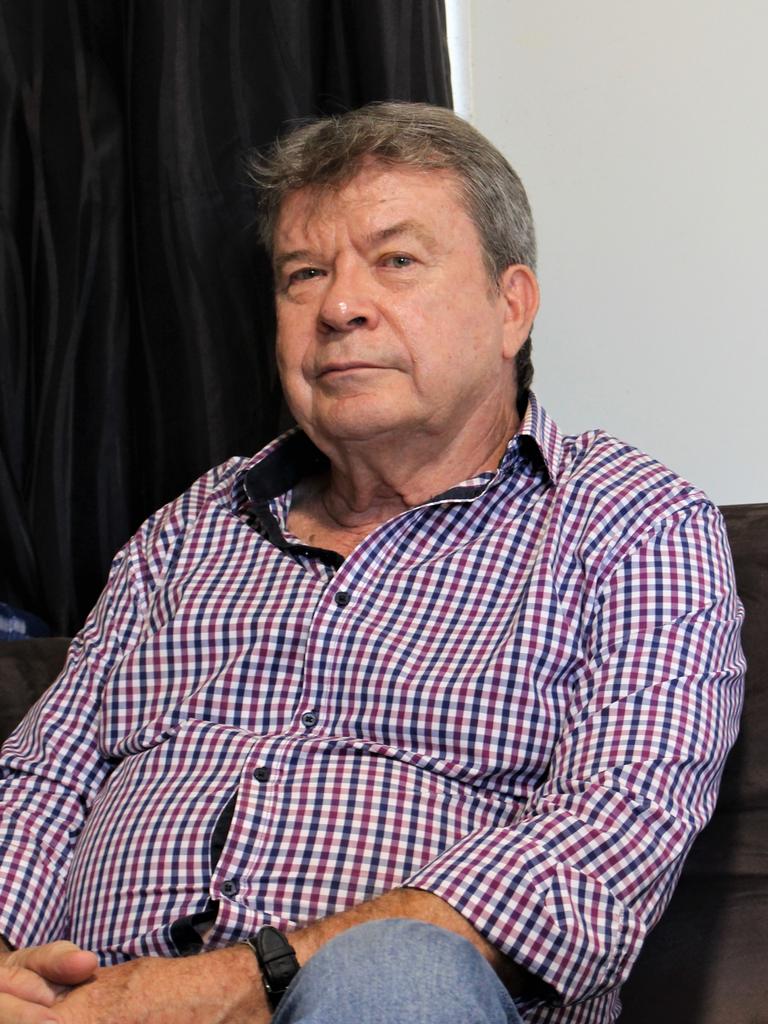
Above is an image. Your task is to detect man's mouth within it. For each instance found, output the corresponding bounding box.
[317,362,381,377]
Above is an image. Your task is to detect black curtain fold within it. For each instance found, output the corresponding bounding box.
[0,0,452,633]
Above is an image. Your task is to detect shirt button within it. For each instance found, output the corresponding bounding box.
[253,766,271,782]
[221,878,240,897]
[301,710,319,729]
[334,590,350,607]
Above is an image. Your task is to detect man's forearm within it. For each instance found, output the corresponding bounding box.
[0,935,11,953]
[288,888,533,996]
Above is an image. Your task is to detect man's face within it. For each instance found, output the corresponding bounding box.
[273,162,529,453]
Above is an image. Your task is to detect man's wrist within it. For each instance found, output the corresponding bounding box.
[182,944,272,1023]
[230,942,275,1023]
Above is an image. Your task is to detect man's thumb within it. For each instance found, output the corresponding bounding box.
[16,942,98,985]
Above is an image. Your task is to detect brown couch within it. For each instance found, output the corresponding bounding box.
[1,503,765,1021]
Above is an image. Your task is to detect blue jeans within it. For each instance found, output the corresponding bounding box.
[272,919,524,1024]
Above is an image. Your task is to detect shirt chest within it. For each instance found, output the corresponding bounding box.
[98,487,586,790]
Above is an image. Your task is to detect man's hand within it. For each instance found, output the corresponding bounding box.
[49,944,268,1024]
[0,941,97,1023]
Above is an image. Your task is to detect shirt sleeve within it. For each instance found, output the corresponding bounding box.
[0,544,146,948]
[0,459,245,949]
[403,500,745,1007]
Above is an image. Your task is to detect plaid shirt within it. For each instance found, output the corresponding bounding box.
[0,396,744,1023]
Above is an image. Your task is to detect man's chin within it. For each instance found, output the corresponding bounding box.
[307,408,420,448]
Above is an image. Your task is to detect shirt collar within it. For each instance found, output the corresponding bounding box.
[241,429,329,506]
[502,391,565,485]
[236,391,564,510]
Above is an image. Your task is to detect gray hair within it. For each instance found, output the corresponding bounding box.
[248,102,537,400]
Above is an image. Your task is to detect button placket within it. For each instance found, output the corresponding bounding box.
[300,562,363,739]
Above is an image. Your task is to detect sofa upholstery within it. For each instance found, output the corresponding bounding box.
[0,636,72,743]
[0,503,765,1021]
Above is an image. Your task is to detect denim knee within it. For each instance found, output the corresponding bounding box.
[272,918,522,1024]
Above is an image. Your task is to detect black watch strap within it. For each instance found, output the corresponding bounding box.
[244,926,300,1009]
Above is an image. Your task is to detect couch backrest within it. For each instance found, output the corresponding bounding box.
[0,636,72,745]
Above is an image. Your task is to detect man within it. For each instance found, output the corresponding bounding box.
[0,103,745,1024]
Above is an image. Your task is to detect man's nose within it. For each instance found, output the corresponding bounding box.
[318,267,380,334]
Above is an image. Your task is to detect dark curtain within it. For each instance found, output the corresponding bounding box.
[0,0,452,634]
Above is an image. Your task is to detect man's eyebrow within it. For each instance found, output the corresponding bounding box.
[367,220,437,248]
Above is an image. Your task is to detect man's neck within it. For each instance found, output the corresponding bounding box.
[289,409,520,548]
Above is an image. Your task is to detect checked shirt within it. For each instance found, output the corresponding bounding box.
[0,396,745,1023]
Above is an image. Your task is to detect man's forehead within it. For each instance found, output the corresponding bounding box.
[273,162,468,247]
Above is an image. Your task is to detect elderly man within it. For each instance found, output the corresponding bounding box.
[0,103,744,1024]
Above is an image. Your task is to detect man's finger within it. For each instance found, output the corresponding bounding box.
[7,943,98,986]
[0,960,60,1004]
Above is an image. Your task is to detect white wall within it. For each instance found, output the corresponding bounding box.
[457,1,767,504]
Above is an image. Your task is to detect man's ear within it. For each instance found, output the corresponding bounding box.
[499,265,540,360]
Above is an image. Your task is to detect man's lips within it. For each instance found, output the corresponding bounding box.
[316,362,384,377]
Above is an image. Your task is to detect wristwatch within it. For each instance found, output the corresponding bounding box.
[244,926,301,1009]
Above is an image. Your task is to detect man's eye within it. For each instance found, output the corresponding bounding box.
[288,267,324,284]
[382,255,414,269]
